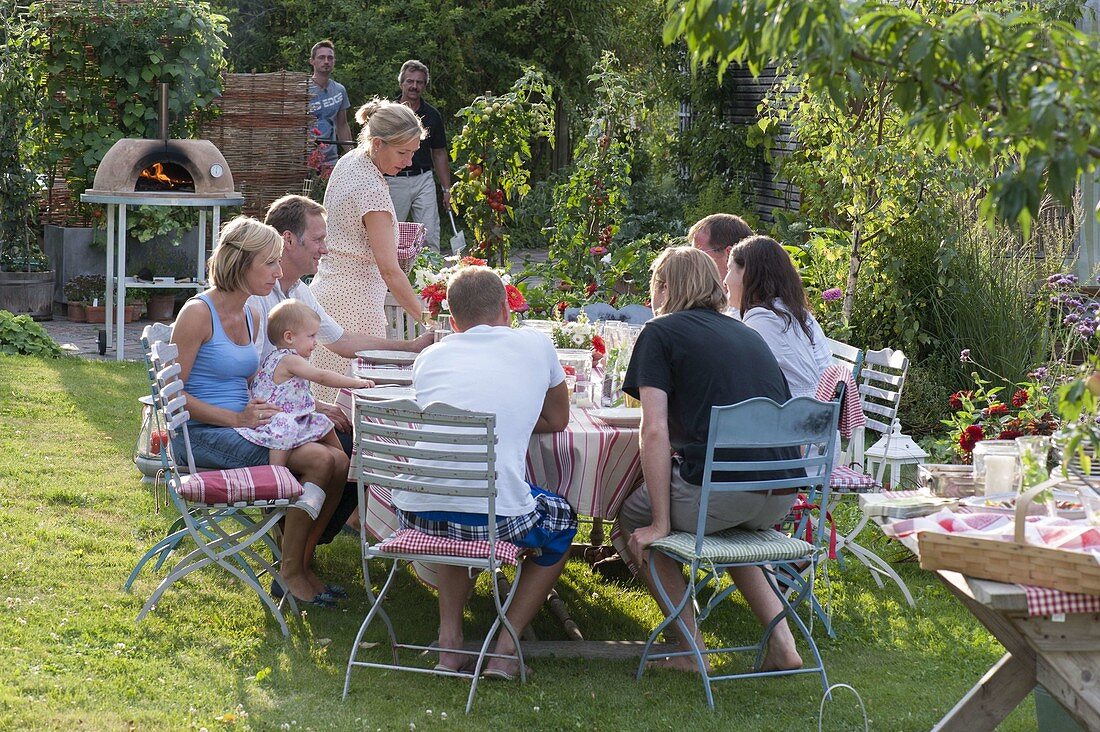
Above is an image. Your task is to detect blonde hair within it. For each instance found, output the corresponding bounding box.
[208,216,283,293]
[267,299,321,348]
[355,98,426,148]
[650,245,727,316]
[447,266,505,329]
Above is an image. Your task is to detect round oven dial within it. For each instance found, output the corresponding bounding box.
[209,163,224,178]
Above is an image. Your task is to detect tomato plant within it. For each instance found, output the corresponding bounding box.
[450,68,554,267]
[546,52,646,301]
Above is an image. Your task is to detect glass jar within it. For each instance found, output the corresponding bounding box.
[972,439,1019,495]
[556,348,593,406]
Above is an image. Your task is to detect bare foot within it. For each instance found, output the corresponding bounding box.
[481,660,532,680]
[646,652,711,674]
[761,645,802,672]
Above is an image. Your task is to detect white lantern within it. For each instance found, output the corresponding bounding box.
[864,420,928,489]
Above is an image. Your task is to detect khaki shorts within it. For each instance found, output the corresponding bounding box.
[618,461,796,536]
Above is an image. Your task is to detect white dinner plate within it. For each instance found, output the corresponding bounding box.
[353,385,416,401]
[959,490,1084,519]
[356,349,418,366]
[354,365,414,386]
[590,407,642,428]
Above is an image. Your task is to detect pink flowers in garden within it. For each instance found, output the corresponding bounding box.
[822,287,843,302]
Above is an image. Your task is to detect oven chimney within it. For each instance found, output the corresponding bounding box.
[159,82,169,143]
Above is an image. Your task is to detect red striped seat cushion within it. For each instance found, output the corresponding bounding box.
[179,465,303,505]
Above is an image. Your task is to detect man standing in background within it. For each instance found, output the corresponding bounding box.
[389,59,452,252]
[308,40,352,163]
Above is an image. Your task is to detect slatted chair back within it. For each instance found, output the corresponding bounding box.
[826,337,864,380]
[699,397,838,548]
[383,292,426,340]
[354,397,499,559]
[854,346,909,481]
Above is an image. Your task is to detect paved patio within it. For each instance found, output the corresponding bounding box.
[39,307,147,361]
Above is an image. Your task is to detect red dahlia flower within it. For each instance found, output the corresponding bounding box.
[591,335,605,355]
[959,424,984,453]
[505,284,528,312]
[1011,389,1029,407]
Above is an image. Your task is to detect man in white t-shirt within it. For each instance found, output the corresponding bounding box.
[392,266,574,678]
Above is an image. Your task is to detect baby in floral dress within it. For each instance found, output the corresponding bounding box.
[237,299,373,466]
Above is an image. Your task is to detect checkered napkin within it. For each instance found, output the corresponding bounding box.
[1023,585,1100,615]
[883,509,1100,616]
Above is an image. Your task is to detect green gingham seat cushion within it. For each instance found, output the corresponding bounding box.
[649,527,814,563]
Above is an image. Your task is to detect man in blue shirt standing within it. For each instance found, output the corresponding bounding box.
[308,40,352,164]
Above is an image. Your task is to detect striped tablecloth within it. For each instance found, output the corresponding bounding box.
[337,390,643,541]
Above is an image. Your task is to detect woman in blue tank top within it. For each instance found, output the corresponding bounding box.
[171,216,351,608]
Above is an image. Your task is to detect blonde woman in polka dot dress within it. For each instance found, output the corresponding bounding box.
[309,98,430,402]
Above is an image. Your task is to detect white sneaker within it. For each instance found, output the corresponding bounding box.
[294,483,325,520]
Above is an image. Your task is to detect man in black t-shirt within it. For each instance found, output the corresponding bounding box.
[620,245,806,674]
[388,59,452,252]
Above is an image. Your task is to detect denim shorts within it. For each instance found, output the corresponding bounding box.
[175,423,269,470]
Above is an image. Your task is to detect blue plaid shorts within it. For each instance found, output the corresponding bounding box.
[397,484,577,566]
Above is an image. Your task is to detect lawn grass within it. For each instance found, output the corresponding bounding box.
[0,353,1037,731]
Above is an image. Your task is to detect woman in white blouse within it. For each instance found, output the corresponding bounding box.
[724,235,832,398]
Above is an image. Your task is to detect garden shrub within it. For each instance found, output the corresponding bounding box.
[899,363,954,440]
[0,310,62,357]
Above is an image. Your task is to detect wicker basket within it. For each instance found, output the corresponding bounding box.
[917,482,1100,595]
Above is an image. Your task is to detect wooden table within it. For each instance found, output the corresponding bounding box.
[930,570,1100,731]
[865,500,1100,730]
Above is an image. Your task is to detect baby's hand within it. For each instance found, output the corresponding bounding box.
[357,378,375,388]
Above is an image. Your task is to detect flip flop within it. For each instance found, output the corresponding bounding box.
[480,664,532,681]
[291,592,337,609]
[432,657,476,674]
[324,583,349,599]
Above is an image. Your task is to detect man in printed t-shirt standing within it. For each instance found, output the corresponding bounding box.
[308,40,352,164]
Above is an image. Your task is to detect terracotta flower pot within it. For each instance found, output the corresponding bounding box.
[67,301,87,322]
[146,292,177,322]
[85,305,106,324]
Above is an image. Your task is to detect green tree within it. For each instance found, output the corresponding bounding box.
[666,0,1100,232]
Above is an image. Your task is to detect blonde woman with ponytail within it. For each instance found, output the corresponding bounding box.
[308,98,428,401]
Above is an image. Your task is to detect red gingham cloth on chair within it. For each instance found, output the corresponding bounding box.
[814,364,865,439]
[830,464,878,492]
[377,529,525,566]
[179,465,303,504]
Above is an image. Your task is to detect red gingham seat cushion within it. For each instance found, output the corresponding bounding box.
[179,465,304,505]
[376,529,525,566]
[830,465,879,493]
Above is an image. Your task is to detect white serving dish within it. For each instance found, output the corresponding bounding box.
[353,386,416,401]
[356,349,418,366]
[590,407,642,428]
[958,490,1084,519]
[354,365,414,386]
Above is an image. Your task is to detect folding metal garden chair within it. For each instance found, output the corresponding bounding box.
[133,328,310,636]
[637,396,839,710]
[827,345,916,607]
[344,397,530,714]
